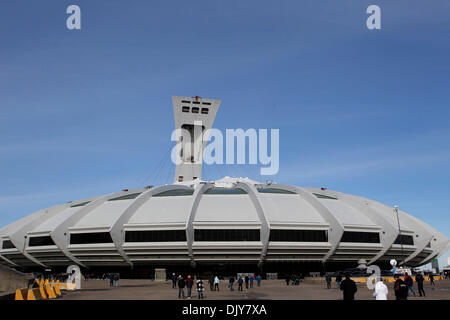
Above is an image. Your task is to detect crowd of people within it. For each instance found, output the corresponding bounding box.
[171,273,264,299]
[323,271,438,300]
[69,269,445,300]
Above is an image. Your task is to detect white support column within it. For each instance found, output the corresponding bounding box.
[8,204,69,268]
[110,185,196,267]
[51,189,144,268]
[184,183,209,267]
[337,195,400,265]
[236,182,271,267]
[295,187,345,262]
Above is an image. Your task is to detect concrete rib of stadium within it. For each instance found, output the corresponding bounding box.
[0,96,449,277]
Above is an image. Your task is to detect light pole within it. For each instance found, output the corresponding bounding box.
[394,205,405,265]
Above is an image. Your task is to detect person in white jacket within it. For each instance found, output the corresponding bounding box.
[373,278,388,300]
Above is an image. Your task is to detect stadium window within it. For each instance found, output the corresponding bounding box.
[181,100,191,104]
[340,231,380,243]
[192,107,199,113]
[194,229,260,241]
[269,230,328,242]
[257,188,296,194]
[202,102,211,105]
[108,193,141,201]
[182,106,190,112]
[152,189,194,197]
[29,236,55,247]
[2,240,15,249]
[203,188,247,195]
[125,230,186,242]
[192,101,200,104]
[70,232,113,244]
[201,108,209,114]
[394,234,414,246]
[70,201,91,208]
[313,193,338,200]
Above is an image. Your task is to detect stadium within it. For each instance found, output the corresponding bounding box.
[0,96,449,278]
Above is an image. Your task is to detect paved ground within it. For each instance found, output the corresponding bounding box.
[60,279,450,300]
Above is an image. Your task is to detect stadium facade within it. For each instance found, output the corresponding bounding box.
[1,96,449,277]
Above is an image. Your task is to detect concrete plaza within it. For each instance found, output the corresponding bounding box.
[60,279,450,300]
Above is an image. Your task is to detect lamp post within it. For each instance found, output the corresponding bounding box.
[394,205,405,265]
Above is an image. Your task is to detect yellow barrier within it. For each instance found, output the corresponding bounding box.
[45,285,57,299]
[14,288,29,300]
[27,288,46,300]
[39,286,47,299]
[348,275,443,283]
[53,284,62,296]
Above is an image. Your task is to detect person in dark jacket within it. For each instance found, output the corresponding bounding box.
[172,273,177,289]
[415,273,425,297]
[229,276,235,291]
[237,276,243,291]
[429,274,435,286]
[336,274,343,289]
[404,273,416,297]
[245,275,249,289]
[394,274,408,300]
[186,275,194,298]
[325,275,332,289]
[340,274,357,300]
[177,276,186,298]
[208,275,215,291]
[109,273,114,287]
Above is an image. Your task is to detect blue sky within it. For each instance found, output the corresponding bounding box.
[0,1,449,267]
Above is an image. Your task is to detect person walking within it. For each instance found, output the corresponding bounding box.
[113,273,119,287]
[404,273,416,297]
[209,275,215,291]
[249,275,254,288]
[429,274,435,287]
[186,275,194,298]
[196,278,204,299]
[256,275,262,287]
[229,276,235,291]
[373,278,388,300]
[238,276,243,291]
[416,273,425,297]
[285,276,290,286]
[214,275,220,291]
[172,273,177,289]
[336,274,342,290]
[245,275,249,289]
[178,276,186,298]
[109,273,114,287]
[394,274,408,300]
[340,273,357,300]
[325,274,332,289]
